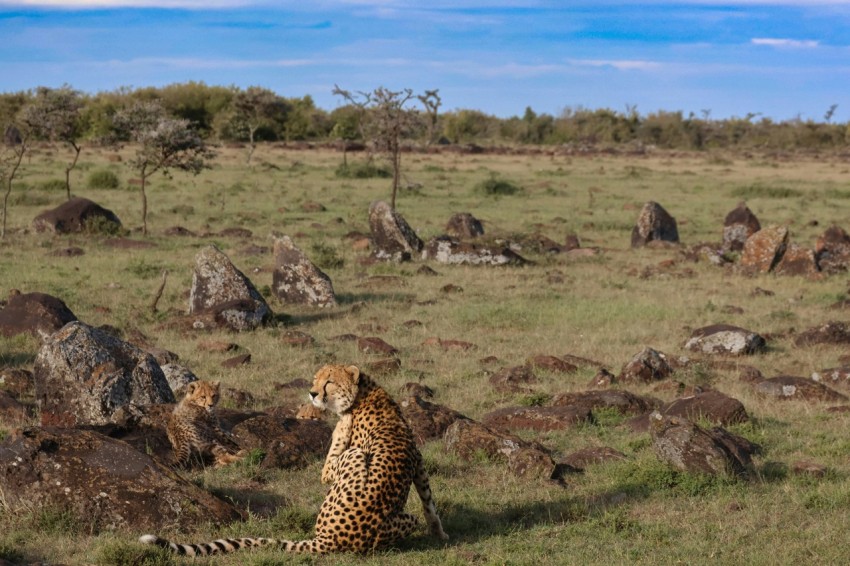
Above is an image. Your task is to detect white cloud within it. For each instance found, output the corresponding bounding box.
[570,59,663,71]
[751,38,820,48]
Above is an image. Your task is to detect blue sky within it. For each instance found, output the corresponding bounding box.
[1,1,849,121]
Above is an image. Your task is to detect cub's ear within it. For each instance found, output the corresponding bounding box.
[186,381,198,393]
[345,365,361,383]
[211,380,220,389]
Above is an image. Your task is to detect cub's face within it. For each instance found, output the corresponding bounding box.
[185,380,220,410]
[309,364,360,415]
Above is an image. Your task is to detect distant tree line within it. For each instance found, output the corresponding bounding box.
[1,82,848,152]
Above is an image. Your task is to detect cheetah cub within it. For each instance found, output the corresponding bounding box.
[167,380,245,468]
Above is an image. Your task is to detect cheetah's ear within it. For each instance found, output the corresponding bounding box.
[186,381,198,393]
[211,380,220,389]
[345,365,361,384]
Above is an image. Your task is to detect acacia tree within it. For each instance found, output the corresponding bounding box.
[0,124,28,239]
[232,86,285,165]
[332,85,423,209]
[417,89,441,145]
[23,86,85,200]
[112,100,213,235]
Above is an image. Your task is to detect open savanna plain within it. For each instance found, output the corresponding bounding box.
[2,143,850,565]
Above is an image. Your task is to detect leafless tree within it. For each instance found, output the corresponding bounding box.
[112,100,214,235]
[0,124,28,239]
[22,86,85,200]
[418,89,441,145]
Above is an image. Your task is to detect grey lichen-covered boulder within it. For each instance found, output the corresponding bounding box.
[0,426,241,532]
[0,291,78,339]
[32,197,122,234]
[649,411,757,478]
[684,324,767,356]
[754,376,847,403]
[33,321,175,427]
[775,243,819,277]
[422,236,527,266]
[630,201,679,248]
[722,202,760,252]
[816,224,850,274]
[271,236,336,307]
[368,200,423,262]
[189,244,272,331]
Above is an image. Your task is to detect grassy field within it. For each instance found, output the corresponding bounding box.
[2,143,850,565]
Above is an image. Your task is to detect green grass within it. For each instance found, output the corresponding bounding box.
[3,145,850,564]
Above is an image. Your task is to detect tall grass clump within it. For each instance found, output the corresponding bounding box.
[86,169,121,190]
[475,175,522,196]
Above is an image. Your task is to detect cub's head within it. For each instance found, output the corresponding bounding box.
[184,380,220,409]
[309,364,361,415]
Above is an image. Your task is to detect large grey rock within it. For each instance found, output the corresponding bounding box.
[0,427,240,532]
[631,201,679,248]
[422,236,527,266]
[649,411,757,478]
[0,291,77,339]
[684,324,767,355]
[398,396,467,445]
[368,200,423,262]
[550,389,660,415]
[188,244,272,331]
[271,236,336,308]
[33,321,175,427]
[815,224,850,274]
[32,197,122,234]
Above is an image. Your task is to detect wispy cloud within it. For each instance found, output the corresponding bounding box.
[2,0,262,7]
[751,37,820,48]
[570,59,663,71]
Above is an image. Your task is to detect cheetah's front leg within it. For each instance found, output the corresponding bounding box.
[321,413,352,484]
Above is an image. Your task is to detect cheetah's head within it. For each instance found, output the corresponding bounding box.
[184,380,220,410]
[309,364,361,415]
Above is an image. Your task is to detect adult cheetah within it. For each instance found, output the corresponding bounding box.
[141,364,448,556]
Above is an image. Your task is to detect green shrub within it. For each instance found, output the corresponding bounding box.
[334,161,391,179]
[475,175,522,196]
[311,242,345,269]
[83,215,122,236]
[40,179,67,192]
[87,169,121,190]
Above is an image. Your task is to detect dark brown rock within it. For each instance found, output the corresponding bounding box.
[357,336,399,356]
[188,244,272,331]
[368,200,423,262]
[0,389,33,426]
[811,367,850,391]
[740,225,788,273]
[663,390,749,425]
[722,202,760,252]
[399,396,467,445]
[791,460,828,478]
[443,418,557,479]
[422,236,528,266]
[400,382,434,399]
[649,412,756,478]
[489,365,537,393]
[0,367,33,399]
[365,357,401,375]
[775,243,819,277]
[0,427,241,531]
[630,201,679,248]
[815,224,850,273]
[32,197,121,234]
[271,236,336,308]
[33,321,175,427]
[618,347,673,383]
[446,212,484,238]
[684,324,767,355]
[221,354,251,368]
[588,368,616,388]
[48,246,85,257]
[795,321,850,347]
[754,375,847,403]
[0,291,77,339]
[551,389,660,415]
[218,227,253,238]
[527,355,579,374]
[231,414,331,469]
[562,446,627,470]
[281,330,315,348]
[481,405,593,432]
